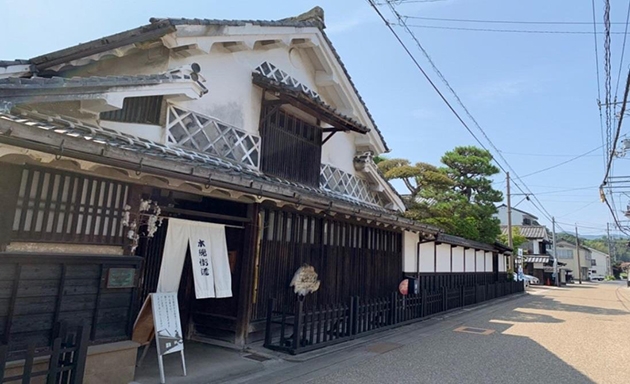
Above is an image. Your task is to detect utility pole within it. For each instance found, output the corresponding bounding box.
[607,223,614,263]
[575,224,582,284]
[553,217,560,286]
[506,172,513,271]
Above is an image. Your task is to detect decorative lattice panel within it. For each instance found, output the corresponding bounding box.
[255,62,321,101]
[320,164,383,206]
[167,105,260,169]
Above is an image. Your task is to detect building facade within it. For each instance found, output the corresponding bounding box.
[555,240,591,282]
[0,8,512,382]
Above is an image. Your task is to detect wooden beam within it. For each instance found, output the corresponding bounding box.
[235,204,259,346]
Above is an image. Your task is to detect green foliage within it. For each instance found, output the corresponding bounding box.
[378,146,502,244]
[604,275,616,281]
[498,227,528,249]
[557,233,630,262]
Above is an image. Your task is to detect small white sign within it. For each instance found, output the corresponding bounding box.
[151,292,186,383]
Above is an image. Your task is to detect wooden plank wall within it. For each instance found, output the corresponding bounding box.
[251,206,402,321]
[0,253,142,352]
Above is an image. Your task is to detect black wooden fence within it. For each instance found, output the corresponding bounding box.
[0,322,89,383]
[265,280,524,354]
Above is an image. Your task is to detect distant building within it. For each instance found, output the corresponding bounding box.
[495,204,540,226]
[586,247,612,280]
[555,240,592,282]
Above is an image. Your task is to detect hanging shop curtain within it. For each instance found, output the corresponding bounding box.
[156,218,232,299]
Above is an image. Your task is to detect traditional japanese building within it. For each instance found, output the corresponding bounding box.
[0,7,513,381]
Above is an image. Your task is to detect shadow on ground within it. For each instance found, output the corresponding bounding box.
[523,296,629,316]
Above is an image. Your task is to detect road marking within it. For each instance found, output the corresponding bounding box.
[453,326,495,335]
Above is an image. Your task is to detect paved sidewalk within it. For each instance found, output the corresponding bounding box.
[131,283,630,383]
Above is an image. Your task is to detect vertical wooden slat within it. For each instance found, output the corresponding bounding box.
[0,344,7,383]
[46,337,63,384]
[90,264,105,341]
[50,174,67,238]
[28,170,45,237]
[89,180,103,243]
[21,343,36,384]
[16,169,34,239]
[60,174,76,241]
[3,263,21,344]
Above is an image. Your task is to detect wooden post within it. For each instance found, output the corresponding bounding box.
[0,344,7,383]
[461,285,465,308]
[391,292,397,325]
[264,298,275,347]
[235,204,259,346]
[350,297,358,336]
[69,324,90,384]
[46,337,63,384]
[292,299,303,350]
[421,289,427,317]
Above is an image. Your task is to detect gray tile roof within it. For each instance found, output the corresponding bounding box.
[0,60,31,68]
[501,225,548,239]
[0,73,207,109]
[252,72,370,134]
[0,110,430,233]
[0,73,204,90]
[435,233,497,252]
[19,8,389,152]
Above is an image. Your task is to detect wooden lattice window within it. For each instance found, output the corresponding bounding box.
[260,107,322,186]
[11,167,130,244]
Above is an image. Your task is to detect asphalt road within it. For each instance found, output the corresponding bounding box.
[305,281,630,384]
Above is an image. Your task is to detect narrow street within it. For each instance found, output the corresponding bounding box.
[237,282,630,384]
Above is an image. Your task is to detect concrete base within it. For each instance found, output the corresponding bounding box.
[3,340,140,384]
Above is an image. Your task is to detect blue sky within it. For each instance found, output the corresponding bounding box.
[2,0,628,236]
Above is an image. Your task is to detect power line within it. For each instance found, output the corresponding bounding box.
[369,0,559,226]
[592,0,607,172]
[401,24,630,35]
[403,15,630,25]
[604,0,613,172]
[602,69,630,184]
[528,186,599,195]
[518,146,603,178]
[614,0,630,103]
[498,150,599,158]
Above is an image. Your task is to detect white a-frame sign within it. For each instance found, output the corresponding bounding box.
[149,292,187,383]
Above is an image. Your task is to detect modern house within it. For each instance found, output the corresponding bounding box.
[500,225,555,283]
[586,247,612,280]
[0,7,515,381]
[555,240,591,282]
[495,204,540,226]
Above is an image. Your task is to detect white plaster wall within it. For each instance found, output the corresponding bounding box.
[498,254,506,272]
[485,252,493,272]
[475,251,485,272]
[436,244,452,273]
[452,247,464,273]
[100,121,164,142]
[419,242,435,273]
[167,45,360,175]
[402,231,418,273]
[465,249,476,272]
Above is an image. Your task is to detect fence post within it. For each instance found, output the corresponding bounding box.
[69,323,89,384]
[391,292,397,325]
[442,286,447,311]
[349,297,355,336]
[421,290,427,317]
[460,285,465,308]
[292,299,304,351]
[0,344,7,383]
[264,298,275,347]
